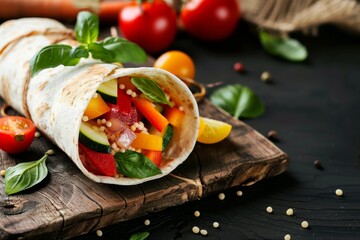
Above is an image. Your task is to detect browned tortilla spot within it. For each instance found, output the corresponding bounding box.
[61,64,110,106]
[36,103,50,119]
[37,80,48,92]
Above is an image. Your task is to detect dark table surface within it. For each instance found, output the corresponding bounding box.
[74,22,360,240]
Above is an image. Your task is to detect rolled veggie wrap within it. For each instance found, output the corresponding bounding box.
[0,18,200,185]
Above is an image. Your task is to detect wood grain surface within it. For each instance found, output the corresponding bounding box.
[0,97,288,239]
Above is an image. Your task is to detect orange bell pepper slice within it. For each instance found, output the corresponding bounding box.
[164,107,184,128]
[132,97,169,132]
[131,133,163,151]
[84,94,110,120]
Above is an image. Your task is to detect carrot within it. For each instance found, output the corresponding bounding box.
[143,150,162,166]
[99,1,129,22]
[131,133,163,151]
[0,0,93,20]
[84,94,110,120]
[164,107,184,128]
[0,0,127,21]
[132,97,169,132]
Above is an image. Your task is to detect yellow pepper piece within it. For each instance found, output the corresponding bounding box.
[131,133,163,151]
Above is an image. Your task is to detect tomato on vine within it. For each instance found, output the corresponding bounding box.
[180,0,240,41]
[118,0,177,53]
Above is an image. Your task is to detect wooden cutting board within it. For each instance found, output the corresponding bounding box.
[0,97,288,239]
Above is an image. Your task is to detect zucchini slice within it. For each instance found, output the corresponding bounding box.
[97,79,117,104]
[79,121,111,153]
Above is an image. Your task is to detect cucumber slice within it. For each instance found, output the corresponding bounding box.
[79,121,111,153]
[97,79,117,104]
[162,125,174,150]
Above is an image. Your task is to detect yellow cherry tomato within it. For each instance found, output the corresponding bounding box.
[154,50,195,79]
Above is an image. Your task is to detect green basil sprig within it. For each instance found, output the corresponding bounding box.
[129,232,150,240]
[115,150,162,179]
[5,154,48,195]
[210,84,265,119]
[259,30,308,62]
[131,77,173,107]
[30,11,147,77]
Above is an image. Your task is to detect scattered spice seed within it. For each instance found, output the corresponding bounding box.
[261,71,271,82]
[213,222,220,228]
[233,62,245,73]
[335,189,343,196]
[313,160,323,169]
[236,190,243,196]
[266,206,273,213]
[286,208,294,216]
[46,149,55,155]
[284,234,291,240]
[267,130,278,140]
[192,226,200,234]
[194,210,200,217]
[0,169,6,177]
[126,89,133,95]
[119,84,125,90]
[200,229,208,236]
[82,116,89,122]
[96,230,103,237]
[35,131,41,138]
[218,193,225,200]
[144,219,150,226]
[301,220,309,229]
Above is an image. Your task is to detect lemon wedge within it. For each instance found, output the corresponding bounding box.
[197,117,232,144]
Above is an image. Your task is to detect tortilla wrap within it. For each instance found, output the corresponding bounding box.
[0,18,200,185]
[0,18,73,117]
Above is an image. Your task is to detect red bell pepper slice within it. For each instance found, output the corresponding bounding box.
[117,88,132,115]
[79,143,117,177]
[143,150,162,166]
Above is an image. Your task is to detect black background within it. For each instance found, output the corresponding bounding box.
[76,21,360,240]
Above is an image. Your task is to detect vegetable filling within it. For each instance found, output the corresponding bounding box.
[78,76,184,179]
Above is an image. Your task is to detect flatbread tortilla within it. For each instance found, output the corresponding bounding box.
[0,18,199,185]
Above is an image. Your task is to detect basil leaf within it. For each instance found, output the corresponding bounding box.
[210,84,265,118]
[88,42,114,62]
[75,11,99,44]
[71,45,89,59]
[100,37,147,63]
[129,232,149,240]
[162,125,174,151]
[131,77,173,107]
[30,44,79,77]
[115,150,162,178]
[259,30,307,62]
[5,154,48,195]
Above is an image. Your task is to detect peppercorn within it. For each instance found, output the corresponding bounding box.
[233,62,245,73]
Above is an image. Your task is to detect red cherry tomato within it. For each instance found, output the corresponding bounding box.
[0,116,36,154]
[180,0,240,41]
[118,0,177,53]
[79,143,117,177]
